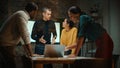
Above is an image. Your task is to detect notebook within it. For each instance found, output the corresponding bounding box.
[44,44,65,58]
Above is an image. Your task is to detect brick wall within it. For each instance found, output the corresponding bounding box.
[1,0,87,21]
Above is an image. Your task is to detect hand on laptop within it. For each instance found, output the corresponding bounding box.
[65,44,77,50]
[32,54,41,57]
[68,54,76,58]
[65,47,69,51]
[39,35,46,44]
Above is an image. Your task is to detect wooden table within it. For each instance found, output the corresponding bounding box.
[31,55,113,68]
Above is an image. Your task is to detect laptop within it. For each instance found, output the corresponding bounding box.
[44,44,65,58]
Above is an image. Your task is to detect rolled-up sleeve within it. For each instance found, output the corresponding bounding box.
[78,16,86,38]
[78,15,92,39]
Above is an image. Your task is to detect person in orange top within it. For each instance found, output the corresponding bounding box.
[60,18,77,55]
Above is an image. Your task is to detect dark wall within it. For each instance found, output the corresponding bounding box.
[0,0,95,21]
[0,0,8,26]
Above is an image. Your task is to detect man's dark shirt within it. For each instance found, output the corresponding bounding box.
[31,19,57,44]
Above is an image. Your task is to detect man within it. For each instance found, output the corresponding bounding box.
[67,6,113,59]
[0,2,38,68]
[31,7,57,68]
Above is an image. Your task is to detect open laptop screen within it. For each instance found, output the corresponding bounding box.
[44,44,65,58]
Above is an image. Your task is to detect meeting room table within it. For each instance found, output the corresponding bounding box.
[31,55,114,68]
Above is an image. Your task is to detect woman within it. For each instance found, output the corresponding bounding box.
[60,18,78,55]
[67,6,113,59]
